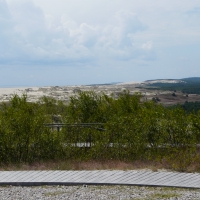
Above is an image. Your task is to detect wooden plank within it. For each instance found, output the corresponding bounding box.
[26,171,61,182]
[0,170,200,188]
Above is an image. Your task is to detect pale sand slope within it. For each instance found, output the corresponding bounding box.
[0,87,43,102]
[0,80,178,103]
[0,84,144,103]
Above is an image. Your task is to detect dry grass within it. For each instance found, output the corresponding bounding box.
[0,159,169,171]
[1,152,200,172]
[1,155,200,172]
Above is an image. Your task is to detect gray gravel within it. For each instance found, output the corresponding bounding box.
[0,185,200,200]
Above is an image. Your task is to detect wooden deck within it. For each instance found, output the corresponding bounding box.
[0,170,200,188]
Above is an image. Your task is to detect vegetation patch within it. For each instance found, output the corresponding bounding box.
[150,192,180,199]
[0,91,200,172]
[44,191,68,197]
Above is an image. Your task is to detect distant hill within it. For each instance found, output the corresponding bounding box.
[144,77,200,94]
[86,82,122,86]
[181,77,200,83]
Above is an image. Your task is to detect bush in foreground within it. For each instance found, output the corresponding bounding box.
[0,91,200,171]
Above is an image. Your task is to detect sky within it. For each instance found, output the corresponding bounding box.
[0,0,200,86]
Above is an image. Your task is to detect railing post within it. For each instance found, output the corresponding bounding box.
[89,132,92,148]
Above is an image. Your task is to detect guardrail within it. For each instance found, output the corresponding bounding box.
[44,123,200,149]
[44,123,106,132]
[44,123,106,147]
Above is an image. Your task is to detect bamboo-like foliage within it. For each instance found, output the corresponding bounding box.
[0,91,199,171]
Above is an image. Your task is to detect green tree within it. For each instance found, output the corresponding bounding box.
[0,94,63,163]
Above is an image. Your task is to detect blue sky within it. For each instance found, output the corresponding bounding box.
[0,0,200,86]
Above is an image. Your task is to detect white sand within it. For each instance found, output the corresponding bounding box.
[0,87,44,102]
[0,80,176,103]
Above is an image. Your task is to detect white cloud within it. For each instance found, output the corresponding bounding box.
[142,41,153,50]
[0,1,151,65]
[1,0,200,86]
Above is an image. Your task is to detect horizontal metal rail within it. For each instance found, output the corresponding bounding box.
[44,123,106,131]
[44,124,200,148]
[62,142,200,148]
[44,123,105,126]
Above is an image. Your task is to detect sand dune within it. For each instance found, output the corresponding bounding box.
[0,79,194,104]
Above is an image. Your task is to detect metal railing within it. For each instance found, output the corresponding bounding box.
[44,123,106,148]
[44,123,105,132]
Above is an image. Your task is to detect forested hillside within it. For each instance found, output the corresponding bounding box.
[145,77,200,94]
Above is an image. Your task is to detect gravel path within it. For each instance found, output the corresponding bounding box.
[0,185,200,200]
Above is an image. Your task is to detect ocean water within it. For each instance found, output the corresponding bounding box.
[0,85,38,88]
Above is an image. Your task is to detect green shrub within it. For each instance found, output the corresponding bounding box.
[0,91,199,170]
[0,94,64,163]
